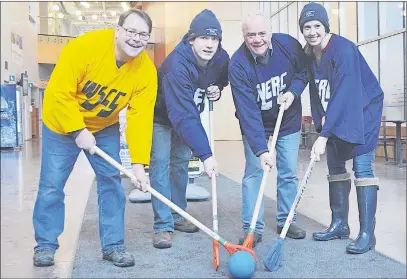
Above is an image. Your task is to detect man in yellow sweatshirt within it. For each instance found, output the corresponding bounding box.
[32,9,157,268]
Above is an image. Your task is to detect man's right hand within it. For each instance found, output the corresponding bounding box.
[203,156,218,178]
[259,152,274,171]
[75,128,96,154]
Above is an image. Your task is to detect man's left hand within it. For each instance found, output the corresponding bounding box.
[206,85,221,101]
[131,164,150,192]
[277,92,295,110]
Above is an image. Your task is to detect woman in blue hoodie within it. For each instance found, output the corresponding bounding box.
[299,3,384,254]
[146,9,230,249]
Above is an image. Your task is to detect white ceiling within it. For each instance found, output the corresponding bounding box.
[49,1,142,35]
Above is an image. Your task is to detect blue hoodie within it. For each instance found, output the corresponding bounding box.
[306,34,384,157]
[154,34,230,161]
[229,33,308,156]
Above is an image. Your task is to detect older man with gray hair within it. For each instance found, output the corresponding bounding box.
[228,13,308,246]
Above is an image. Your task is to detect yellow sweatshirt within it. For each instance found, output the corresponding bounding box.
[42,29,157,165]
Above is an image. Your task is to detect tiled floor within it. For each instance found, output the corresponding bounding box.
[0,139,405,278]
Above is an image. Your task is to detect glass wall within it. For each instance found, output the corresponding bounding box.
[269,1,406,120]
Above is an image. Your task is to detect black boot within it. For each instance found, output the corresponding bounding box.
[313,173,351,241]
[346,184,378,254]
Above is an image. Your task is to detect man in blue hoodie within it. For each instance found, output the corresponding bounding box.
[229,13,308,246]
[147,9,230,249]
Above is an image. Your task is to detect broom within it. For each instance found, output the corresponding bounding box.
[242,102,286,249]
[263,155,317,271]
[91,145,257,264]
[208,100,220,270]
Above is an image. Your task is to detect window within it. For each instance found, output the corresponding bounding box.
[279,8,288,34]
[379,34,405,119]
[357,2,378,42]
[271,14,279,33]
[279,1,288,9]
[297,2,310,46]
[358,42,379,80]
[379,2,404,35]
[324,1,339,33]
[339,2,357,42]
[288,3,298,39]
[271,1,279,15]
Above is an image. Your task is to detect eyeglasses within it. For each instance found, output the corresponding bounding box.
[120,26,150,41]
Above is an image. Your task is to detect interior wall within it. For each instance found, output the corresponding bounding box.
[207,2,261,141]
[1,2,40,84]
[1,2,41,141]
[146,2,262,141]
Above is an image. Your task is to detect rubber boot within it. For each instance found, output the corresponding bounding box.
[346,184,378,254]
[313,173,351,241]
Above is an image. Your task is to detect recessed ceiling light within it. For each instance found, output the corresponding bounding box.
[52,5,59,11]
[57,13,64,19]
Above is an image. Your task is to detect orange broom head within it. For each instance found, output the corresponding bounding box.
[242,233,254,249]
[224,242,257,261]
[213,240,220,270]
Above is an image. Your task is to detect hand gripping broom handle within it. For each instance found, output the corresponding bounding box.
[279,156,317,239]
[92,146,226,244]
[248,103,286,232]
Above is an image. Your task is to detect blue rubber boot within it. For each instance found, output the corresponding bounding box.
[313,173,351,241]
[346,184,378,254]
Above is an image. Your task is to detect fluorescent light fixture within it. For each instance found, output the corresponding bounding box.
[52,4,59,11]
[80,2,90,9]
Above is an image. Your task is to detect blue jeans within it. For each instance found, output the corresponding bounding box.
[327,138,376,179]
[150,123,192,233]
[33,123,126,254]
[242,131,300,233]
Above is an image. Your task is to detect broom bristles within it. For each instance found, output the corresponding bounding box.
[263,237,284,272]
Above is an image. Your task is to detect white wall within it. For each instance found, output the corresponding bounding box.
[207,2,262,141]
[1,2,40,141]
[1,2,39,84]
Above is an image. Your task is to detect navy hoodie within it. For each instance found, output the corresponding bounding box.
[306,34,384,157]
[229,33,308,156]
[154,34,230,161]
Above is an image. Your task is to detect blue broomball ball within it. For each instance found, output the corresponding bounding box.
[228,251,256,279]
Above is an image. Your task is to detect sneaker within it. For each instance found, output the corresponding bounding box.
[102,249,135,267]
[174,219,199,233]
[33,250,55,267]
[153,231,172,249]
[277,224,306,239]
[238,232,263,248]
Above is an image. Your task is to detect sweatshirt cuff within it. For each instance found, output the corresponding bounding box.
[288,89,299,98]
[255,149,269,157]
[199,152,212,162]
[69,128,85,139]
